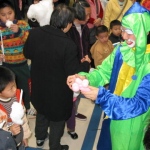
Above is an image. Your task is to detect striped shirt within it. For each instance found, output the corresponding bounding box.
[0,97,17,122]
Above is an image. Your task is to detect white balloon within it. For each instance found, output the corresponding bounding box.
[82,79,89,87]
[75,78,82,85]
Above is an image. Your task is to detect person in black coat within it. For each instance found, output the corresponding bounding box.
[23,4,90,150]
[66,0,91,125]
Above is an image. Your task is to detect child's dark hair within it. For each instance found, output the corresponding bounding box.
[0,66,15,92]
[0,0,14,10]
[50,4,74,29]
[73,0,90,21]
[95,25,108,36]
[110,20,121,29]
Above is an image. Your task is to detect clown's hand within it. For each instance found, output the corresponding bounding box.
[67,75,76,89]
[67,74,86,90]
[81,86,99,101]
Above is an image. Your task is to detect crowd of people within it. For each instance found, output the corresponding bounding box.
[0,0,150,150]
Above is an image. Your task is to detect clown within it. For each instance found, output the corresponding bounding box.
[67,2,150,150]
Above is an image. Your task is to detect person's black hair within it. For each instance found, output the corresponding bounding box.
[110,20,121,29]
[50,4,74,29]
[73,0,90,21]
[95,25,108,36]
[0,66,15,92]
[0,0,14,11]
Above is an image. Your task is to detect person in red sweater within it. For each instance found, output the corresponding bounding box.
[87,0,104,45]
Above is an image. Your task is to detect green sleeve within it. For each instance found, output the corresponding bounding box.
[79,47,117,87]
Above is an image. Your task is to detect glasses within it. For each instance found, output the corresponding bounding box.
[121,28,133,34]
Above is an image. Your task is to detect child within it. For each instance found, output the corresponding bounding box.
[109,19,124,46]
[90,25,114,67]
[0,0,36,115]
[0,66,31,149]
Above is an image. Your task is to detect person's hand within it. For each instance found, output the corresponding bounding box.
[0,110,7,128]
[81,55,91,63]
[81,86,99,100]
[67,75,76,89]
[23,139,28,147]
[9,124,21,135]
[67,74,86,89]
[75,74,86,80]
[80,57,85,63]
[94,18,101,27]
[0,54,5,62]
[84,55,91,63]
[10,24,19,33]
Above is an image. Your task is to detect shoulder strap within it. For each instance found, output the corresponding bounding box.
[116,0,128,20]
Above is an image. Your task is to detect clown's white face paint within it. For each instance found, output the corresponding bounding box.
[127,39,136,48]
[121,26,136,48]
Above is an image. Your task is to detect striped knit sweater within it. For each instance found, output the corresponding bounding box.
[0,20,30,64]
[0,97,17,123]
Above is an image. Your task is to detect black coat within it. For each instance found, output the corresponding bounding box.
[23,25,90,121]
[109,33,123,44]
[66,24,91,61]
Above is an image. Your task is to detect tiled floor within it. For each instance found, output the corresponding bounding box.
[27,98,103,150]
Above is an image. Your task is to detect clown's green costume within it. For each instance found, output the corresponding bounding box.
[80,2,150,150]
